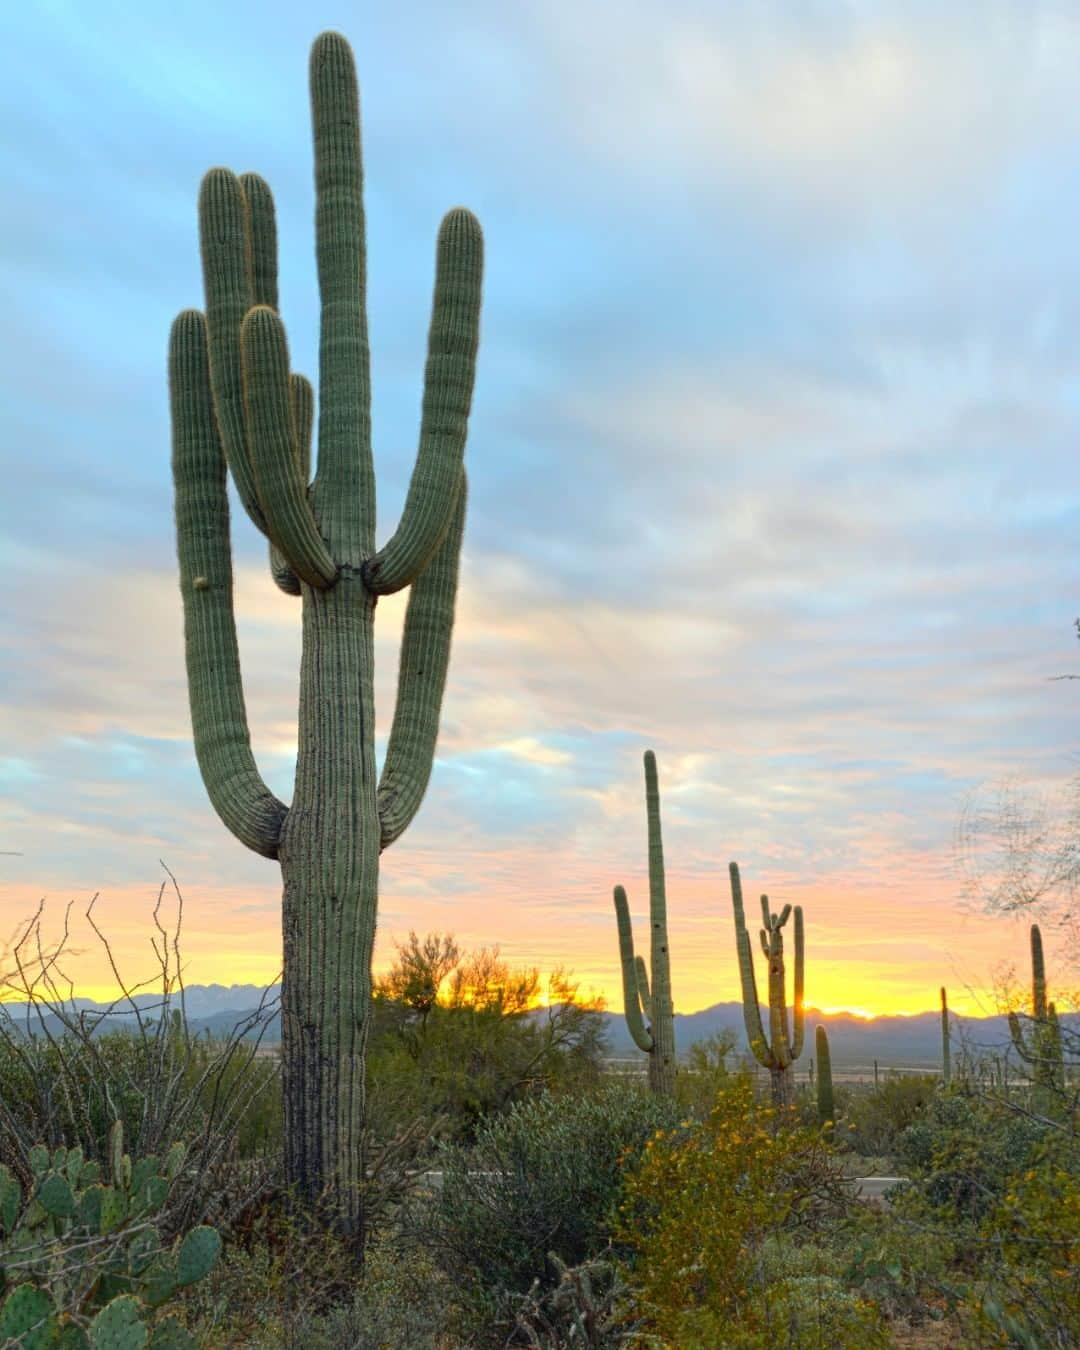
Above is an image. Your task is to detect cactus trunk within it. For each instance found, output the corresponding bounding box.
[940,986,951,1085]
[815,1025,834,1126]
[278,579,379,1217]
[169,32,482,1240]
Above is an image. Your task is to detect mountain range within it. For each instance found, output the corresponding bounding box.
[3,983,1069,1070]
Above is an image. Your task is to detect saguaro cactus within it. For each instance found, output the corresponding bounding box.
[612,751,676,1095]
[1008,924,1064,1094]
[168,32,483,1237]
[815,1024,834,1126]
[940,986,951,1085]
[728,862,804,1107]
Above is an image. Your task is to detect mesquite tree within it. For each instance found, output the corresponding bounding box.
[728,861,804,1107]
[612,751,676,1095]
[168,32,482,1236]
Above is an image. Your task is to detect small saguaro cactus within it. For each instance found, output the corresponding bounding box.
[815,1024,834,1127]
[728,862,804,1108]
[612,751,676,1095]
[168,31,483,1237]
[1008,924,1064,1094]
[940,986,951,1085]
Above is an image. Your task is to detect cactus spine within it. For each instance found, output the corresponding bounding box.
[940,986,951,1085]
[728,862,804,1108]
[612,751,676,1095]
[815,1025,834,1126]
[1008,924,1064,1094]
[168,32,482,1236]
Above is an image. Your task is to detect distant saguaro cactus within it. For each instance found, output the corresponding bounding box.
[1008,924,1064,1095]
[728,862,804,1107]
[815,1025,834,1126]
[168,32,483,1238]
[612,751,676,1095]
[940,986,951,1086]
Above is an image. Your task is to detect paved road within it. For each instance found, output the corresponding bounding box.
[852,1175,908,1201]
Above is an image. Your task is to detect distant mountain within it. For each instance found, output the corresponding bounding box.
[1,986,1072,1070]
[604,1002,1077,1069]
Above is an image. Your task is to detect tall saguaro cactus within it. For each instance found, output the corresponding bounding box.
[168,32,483,1237]
[728,862,804,1107]
[940,986,951,1085]
[612,751,676,1095]
[1008,924,1064,1095]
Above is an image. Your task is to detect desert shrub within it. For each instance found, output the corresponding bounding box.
[368,939,608,1142]
[417,1081,680,1336]
[182,1222,452,1349]
[896,1087,1044,1223]
[0,894,280,1231]
[675,1031,738,1118]
[844,1073,937,1157]
[889,1084,1079,1346]
[616,1076,884,1347]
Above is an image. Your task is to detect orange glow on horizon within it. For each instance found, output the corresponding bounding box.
[0,874,1051,1022]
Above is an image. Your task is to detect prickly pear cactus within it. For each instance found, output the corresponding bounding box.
[0,1127,216,1347]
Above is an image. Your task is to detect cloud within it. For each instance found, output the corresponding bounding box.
[2,1,1078,1013]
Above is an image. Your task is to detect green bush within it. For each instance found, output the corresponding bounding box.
[419,1081,680,1330]
[844,1073,937,1157]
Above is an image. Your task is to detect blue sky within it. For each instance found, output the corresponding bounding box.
[1,0,1078,1012]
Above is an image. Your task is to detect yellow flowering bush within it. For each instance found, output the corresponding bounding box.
[616,1076,886,1347]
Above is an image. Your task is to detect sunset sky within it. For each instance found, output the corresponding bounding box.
[1,1,1078,1017]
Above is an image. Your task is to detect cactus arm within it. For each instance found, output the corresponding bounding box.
[776,902,792,929]
[363,209,484,595]
[940,985,951,1085]
[198,168,269,536]
[635,955,652,1019]
[760,893,771,933]
[790,905,805,1059]
[240,172,279,309]
[376,476,466,848]
[815,1024,834,1125]
[1030,925,1047,1018]
[271,374,316,595]
[239,168,316,597]
[613,886,653,1053]
[308,31,373,556]
[730,862,772,1066]
[241,307,338,587]
[1046,1003,1064,1091]
[1008,1009,1032,1062]
[169,310,287,858]
[759,929,769,957]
